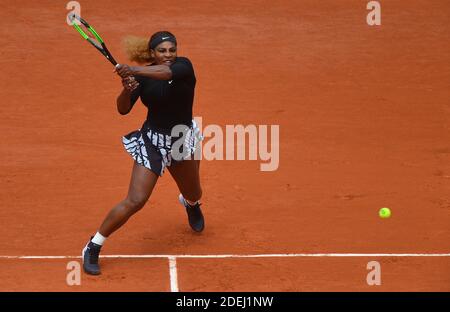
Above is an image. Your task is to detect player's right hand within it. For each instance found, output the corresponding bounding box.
[114,64,134,78]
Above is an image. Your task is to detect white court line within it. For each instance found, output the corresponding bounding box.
[0,253,450,259]
[2,253,449,293]
[168,257,179,292]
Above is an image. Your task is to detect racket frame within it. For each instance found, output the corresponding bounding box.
[69,14,118,66]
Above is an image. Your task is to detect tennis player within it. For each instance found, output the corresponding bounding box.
[82,31,205,275]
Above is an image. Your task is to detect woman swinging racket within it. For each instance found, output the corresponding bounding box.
[82,31,205,275]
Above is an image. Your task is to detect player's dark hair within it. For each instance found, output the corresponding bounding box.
[123,31,177,65]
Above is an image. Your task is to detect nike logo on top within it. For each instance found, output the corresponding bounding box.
[168,80,173,84]
[162,36,171,40]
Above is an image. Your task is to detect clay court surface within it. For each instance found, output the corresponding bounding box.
[0,0,449,291]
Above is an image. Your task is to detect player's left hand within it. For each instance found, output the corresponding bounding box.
[122,76,139,91]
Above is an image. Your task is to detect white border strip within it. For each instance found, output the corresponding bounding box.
[2,253,449,293]
[0,253,449,259]
[168,257,179,292]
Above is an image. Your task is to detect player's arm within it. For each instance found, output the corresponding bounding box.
[115,64,172,80]
[117,77,139,115]
[116,89,133,115]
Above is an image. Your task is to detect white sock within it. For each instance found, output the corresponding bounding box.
[186,198,200,206]
[91,232,107,246]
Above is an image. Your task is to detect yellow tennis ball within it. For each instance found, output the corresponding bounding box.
[379,207,391,219]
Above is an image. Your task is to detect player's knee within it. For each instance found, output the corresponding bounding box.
[124,196,147,213]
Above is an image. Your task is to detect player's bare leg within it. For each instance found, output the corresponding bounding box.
[83,162,158,275]
[169,158,204,232]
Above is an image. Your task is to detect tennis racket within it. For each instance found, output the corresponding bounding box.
[69,14,118,66]
[69,14,138,89]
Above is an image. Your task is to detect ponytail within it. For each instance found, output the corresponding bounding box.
[122,35,153,64]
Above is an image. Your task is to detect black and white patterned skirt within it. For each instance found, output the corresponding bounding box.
[122,120,202,176]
